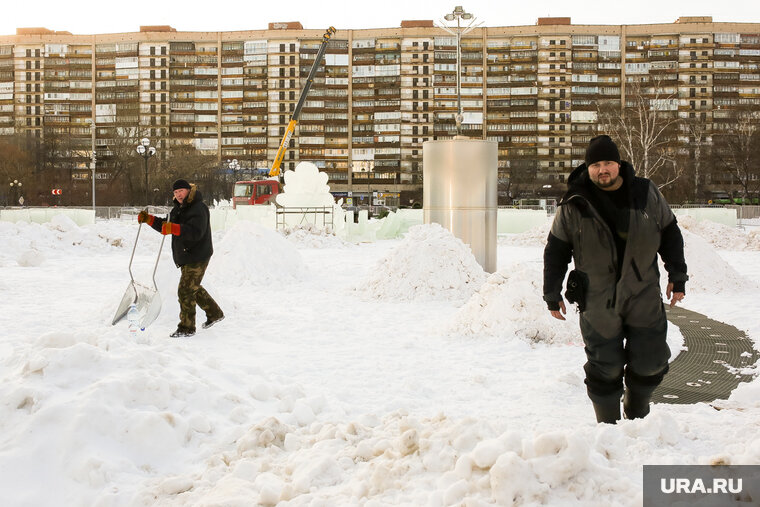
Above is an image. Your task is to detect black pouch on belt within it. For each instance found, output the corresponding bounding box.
[565,270,589,312]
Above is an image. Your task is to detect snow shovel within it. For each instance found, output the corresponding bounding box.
[112,221,166,329]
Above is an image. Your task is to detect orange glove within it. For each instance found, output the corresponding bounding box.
[161,221,181,236]
[137,210,155,225]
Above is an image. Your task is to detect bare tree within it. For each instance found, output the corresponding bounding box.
[100,125,150,204]
[680,115,712,203]
[0,136,32,204]
[712,108,760,202]
[159,142,217,203]
[597,76,682,189]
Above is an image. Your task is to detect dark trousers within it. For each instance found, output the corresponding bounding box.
[177,259,223,331]
[580,308,670,404]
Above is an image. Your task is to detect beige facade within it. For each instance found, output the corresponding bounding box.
[0,17,759,202]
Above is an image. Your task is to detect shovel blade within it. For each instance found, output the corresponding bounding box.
[112,281,162,328]
[140,290,162,329]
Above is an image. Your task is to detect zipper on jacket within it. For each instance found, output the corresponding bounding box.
[566,194,618,270]
[630,258,643,282]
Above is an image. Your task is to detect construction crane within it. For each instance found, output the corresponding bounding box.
[269,26,337,178]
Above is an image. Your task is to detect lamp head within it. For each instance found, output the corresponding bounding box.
[136,145,146,155]
[141,137,150,147]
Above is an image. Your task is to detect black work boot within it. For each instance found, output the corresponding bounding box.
[592,400,621,424]
[202,313,225,329]
[169,327,196,338]
[623,390,651,419]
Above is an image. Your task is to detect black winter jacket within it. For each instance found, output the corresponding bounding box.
[543,161,687,318]
[151,184,214,267]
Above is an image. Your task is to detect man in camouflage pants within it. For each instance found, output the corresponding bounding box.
[138,179,224,337]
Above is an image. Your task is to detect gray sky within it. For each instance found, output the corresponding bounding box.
[2,0,760,35]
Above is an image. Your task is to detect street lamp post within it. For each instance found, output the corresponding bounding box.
[227,158,240,179]
[9,179,22,206]
[135,137,156,206]
[440,6,479,136]
[362,166,372,212]
[90,122,96,210]
[227,159,240,198]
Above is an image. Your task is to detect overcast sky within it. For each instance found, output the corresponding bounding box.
[2,0,760,35]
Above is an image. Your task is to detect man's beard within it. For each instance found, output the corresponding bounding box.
[593,175,620,189]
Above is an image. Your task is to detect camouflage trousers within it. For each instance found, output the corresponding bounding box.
[177,259,223,331]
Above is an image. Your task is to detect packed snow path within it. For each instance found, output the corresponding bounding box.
[654,305,758,405]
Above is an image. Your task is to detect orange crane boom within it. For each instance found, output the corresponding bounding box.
[269,26,336,178]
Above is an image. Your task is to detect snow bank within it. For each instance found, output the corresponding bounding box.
[206,221,307,286]
[0,327,326,506]
[358,223,487,302]
[137,407,760,506]
[498,220,551,248]
[0,214,125,265]
[673,229,760,294]
[449,265,582,345]
[678,214,760,251]
[282,224,349,249]
[498,212,760,253]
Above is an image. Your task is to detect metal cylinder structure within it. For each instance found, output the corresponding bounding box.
[423,137,498,273]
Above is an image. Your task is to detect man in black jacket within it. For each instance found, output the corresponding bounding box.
[543,135,687,424]
[138,179,224,337]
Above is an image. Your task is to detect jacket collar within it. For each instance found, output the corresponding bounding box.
[560,160,638,207]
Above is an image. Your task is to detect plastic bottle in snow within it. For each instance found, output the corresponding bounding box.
[127,303,140,334]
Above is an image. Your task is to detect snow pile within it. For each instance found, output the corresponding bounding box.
[671,229,760,294]
[678,215,760,251]
[282,224,349,249]
[0,215,124,265]
[16,248,46,267]
[137,408,760,507]
[0,327,325,507]
[359,223,487,302]
[207,221,307,286]
[498,220,551,247]
[449,265,581,345]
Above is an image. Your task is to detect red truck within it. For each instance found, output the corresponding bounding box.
[232,180,280,209]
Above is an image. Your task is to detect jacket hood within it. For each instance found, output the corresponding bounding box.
[174,183,203,207]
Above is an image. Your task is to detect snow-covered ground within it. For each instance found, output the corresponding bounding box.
[0,215,759,506]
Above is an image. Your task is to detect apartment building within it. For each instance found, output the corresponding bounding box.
[0,16,759,204]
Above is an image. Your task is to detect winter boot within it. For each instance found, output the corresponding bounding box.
[623,390,651,419]
[592,400,621,424]
[202,313,225,329]
[170,327,196,338]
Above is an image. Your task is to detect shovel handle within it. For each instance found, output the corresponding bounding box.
[151,213,169,291]
[128,222,142,300]
[152,234,165,291]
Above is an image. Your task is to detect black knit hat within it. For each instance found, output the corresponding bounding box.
[172,179,191,191]
[585,135,621,167]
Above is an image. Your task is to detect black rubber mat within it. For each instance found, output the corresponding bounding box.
[653,305,758,405]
